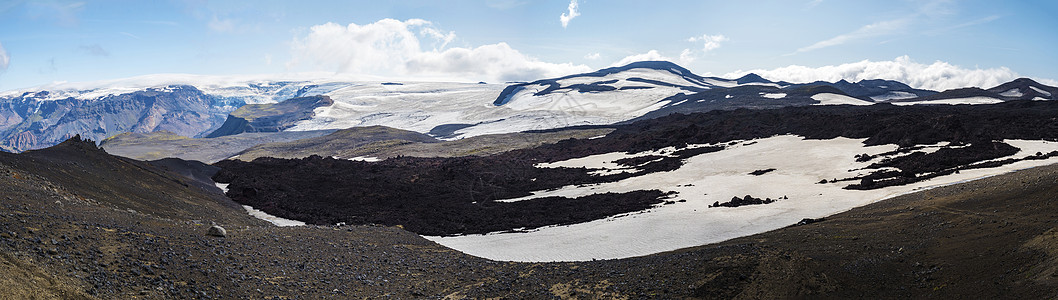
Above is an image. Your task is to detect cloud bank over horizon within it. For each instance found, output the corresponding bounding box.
[724,56,1055,91]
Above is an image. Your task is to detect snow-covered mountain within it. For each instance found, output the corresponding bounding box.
[986,77,1058,101]
[2,61,1055,152]
[0,76,348,152]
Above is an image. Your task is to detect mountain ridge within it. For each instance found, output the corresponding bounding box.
[3,61,1057,152]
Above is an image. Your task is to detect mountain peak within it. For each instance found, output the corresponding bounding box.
[595,61,695,77]
[1005,77,1046,88]
[985,77,1057,100]
[735,73,770,84]
[55,134,102,152]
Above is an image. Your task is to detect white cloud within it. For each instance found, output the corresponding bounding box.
[925,15,1001,35]
[584,52,601,60]
[559,0,580,28]
[792,18,908,54]
[208,15,236,33]
[0,42,9,71]
[25,1,84,26]
[687,34,728,53]
[288,19,591,83]
[806,0,823,8]
[679,49,695,64]
[79,44,109,57]
[120,32,141,39]
[610,49,698,67]
[723,56,1039,91]
[609,50,671,67]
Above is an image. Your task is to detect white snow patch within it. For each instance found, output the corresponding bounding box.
[1030,86,1052,97]
[215,182,306,227]
[349,156,381,162]
[724,94,733,99]
[1033,97,1048,101]
[424,135,1058,262]
[999,88,1023,98]
[242,206,307,227]
[761,93,787,99]
[869,91,917,101]
[811,93,873,106]
[891,97,1003,106]
[740,82,782,88]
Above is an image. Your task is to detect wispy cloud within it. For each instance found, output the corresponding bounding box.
[208,15,236,33]
[790,18,909,55]
[25,1,85,26]
[806,0,823,8]
[559,0,580,28]
[925,15,1002,35]
[791,0,961,55]
[687,34,728,52]
[0,42,9,71]
[120,32,141,39]
[78,44,109,57]
[584,52,601,60]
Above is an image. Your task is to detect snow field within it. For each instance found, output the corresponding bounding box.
[891,97,1004,106]
[811,93,873,105]
[425,135,1058,262]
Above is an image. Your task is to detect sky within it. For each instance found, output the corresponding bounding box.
[1,0,1056,92]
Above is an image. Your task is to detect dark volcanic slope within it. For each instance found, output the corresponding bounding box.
[100,129,338,163]
[235,126,615,161]
[215,154,672,236]
[613,100,1058,149]
[5,136,257,224]
[205,95,333,138]
[6,135,1058,298]
[233,125,439,160]
[216,100,1058,237]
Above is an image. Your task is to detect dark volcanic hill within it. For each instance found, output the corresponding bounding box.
[205,95,333,138]
[3,136,256,223]
[233,126,614,161]
[987,77,1058,100]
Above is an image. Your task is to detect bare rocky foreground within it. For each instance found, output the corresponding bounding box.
[2,135,1058,298]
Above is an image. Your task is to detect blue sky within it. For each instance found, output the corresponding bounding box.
[1,0,1056,91]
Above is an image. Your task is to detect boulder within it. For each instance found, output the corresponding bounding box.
[207,222,227,237]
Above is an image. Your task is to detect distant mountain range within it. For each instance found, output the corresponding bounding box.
[1,61,1055,152]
